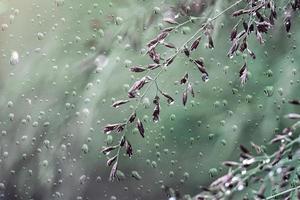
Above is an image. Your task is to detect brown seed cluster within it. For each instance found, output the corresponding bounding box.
[102,0,300,182]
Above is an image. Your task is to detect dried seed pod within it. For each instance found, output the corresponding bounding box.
[128,76,151,98]
[112,100,129,108]
[128,112,136,123]
[116,124,126,133]
[194,59,208,78]
[104,123,125,134]
[223,161,240,167]
[125,140,133,157]
[190,36,201,51]
[166,56,176,66]
[130,66,147,73]
[163,42,176,49]
[183,47,190,57]
[239,37,247,52]
[157,32,169,41]
[230,27,238,41]
[107,155,118,167]
[136,118,145,138]
[240,145,250,154]
[162,27,174,32]
[284,15,291,32]
[256,21,271,33]
[180,72,189,84]
[148,49,160,64]
[161,92,175,105]
[289,100,300,105]
[120,136,126,147]
[102,145,118,155]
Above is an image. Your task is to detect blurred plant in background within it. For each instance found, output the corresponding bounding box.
[0,0,300,200]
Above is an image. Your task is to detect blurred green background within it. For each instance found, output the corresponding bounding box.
[0,0,299,199]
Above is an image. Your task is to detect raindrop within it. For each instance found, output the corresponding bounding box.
[10,51,19,65]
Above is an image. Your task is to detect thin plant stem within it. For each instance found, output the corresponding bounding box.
[266,185,300,200]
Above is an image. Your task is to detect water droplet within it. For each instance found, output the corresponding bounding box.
[10,51,19,65]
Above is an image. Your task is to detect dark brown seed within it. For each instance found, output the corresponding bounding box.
[223,161,240,167]
[128,112,136,123]
[194,58,204,67]
[183,47,190,57]
[230,27,238,41]
[180,72,189,84]
[163,42,176,49]
[161,92,174,105]
[284,16,291,32]
[240,145,250,154]
[256,21,271,33]
[166,56,176,66]
[120,136,126,146]
[255,11,264,22]
[125,140,133,157]
[195,59,208,76]
[101,145,118,155]
[116,123,126,133]
[130,66,147,73]
[136,118,145,138]
[128,76,150,98]
[157,32,169,41]
[112,100,129,108]
[148,49,160,64]
[107,155,117,166]
[239,38,247,52]
[162,27,174,32]
[190,36,201,51]
[289,100,300,105]
[147,38,159,48]
[104,123,123,134]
